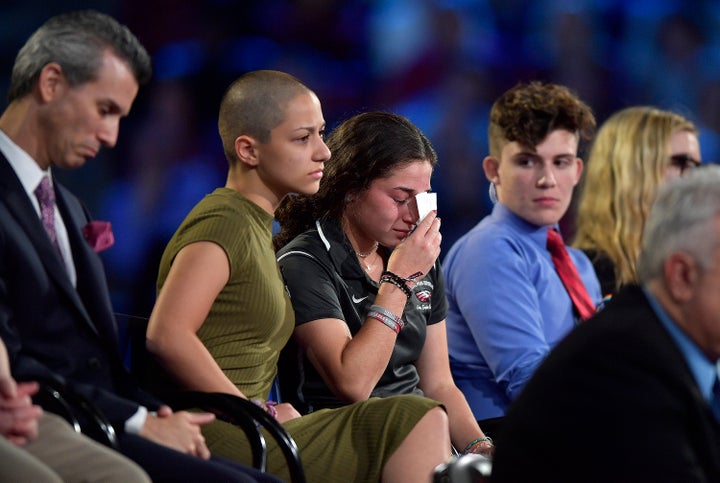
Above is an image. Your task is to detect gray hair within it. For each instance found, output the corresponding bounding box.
[8,10,151,102]
[638,165,720,282]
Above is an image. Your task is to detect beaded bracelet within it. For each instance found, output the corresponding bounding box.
[367,304,405,334]
[251,399,279,419]
[379,274,412,298]
[380,270,422,298]
[385,270,424,284]
[462,436,493,454]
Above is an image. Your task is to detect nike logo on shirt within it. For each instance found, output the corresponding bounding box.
[352,295,368,304]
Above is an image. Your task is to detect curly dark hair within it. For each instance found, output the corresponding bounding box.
[273,111,437,250]
[487,81,596,157]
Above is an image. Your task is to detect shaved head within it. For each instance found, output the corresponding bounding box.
[218,70,313,165]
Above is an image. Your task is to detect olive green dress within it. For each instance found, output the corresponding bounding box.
[155,188,441,482]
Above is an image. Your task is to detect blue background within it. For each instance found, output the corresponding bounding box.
[2,0,719,317]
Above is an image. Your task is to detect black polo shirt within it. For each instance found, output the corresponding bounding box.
[276,219,448,412]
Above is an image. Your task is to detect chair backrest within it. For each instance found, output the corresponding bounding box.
[115,313,307,483]
[34,378,119,450]
[115,312,183,400]
[276,336,308,413]
[169,391,306,483]
[114,312,153,378]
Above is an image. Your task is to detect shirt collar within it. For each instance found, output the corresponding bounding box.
[642,285,717,402]
[0,128,51,199]
[315,218,377,279]
[492,201,561,249]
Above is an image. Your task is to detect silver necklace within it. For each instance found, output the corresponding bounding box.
[356,243,379,272]
[355,242,378,258]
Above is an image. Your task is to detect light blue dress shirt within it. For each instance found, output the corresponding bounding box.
[444,202,601,420]
[643,286,718,414]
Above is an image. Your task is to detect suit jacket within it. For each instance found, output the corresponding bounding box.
[491,284,720,483]
[0,154,160,428]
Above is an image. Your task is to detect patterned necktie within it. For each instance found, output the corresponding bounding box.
[35,176,62,256]
[546,228,596,321]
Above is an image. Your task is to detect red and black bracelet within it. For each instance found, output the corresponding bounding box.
[379,270,423,298]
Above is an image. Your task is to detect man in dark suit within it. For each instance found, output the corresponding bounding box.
[0,336,151,482]
[492,165,720,482]
[0,10,274,482]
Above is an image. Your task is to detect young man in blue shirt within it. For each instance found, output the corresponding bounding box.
[492,165,720,482]
[443,82,602,434]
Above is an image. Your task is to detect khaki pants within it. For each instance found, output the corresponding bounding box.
[0,412,150,482]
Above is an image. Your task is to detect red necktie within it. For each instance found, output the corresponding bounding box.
[547,228,596,321]
[35,176,62,256]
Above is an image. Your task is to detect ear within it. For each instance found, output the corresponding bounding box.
[663,252,698,303]
[483,156,500,184]
[37,62,65,103]
[234,135,259,168]
[572,157,584,186]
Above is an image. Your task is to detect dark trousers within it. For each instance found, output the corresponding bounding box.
[118,433,282,483]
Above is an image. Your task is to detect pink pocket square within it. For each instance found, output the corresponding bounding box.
[82,221,114,253]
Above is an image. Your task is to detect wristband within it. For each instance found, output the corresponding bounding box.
[367,304,405,333]
[367,311,400,334]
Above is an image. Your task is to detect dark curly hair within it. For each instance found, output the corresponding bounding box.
[487,82,595,157]
[273,111,437,250]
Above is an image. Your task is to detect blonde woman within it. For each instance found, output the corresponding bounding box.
[573,106,701,296]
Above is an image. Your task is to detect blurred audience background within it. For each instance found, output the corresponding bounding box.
[2,0,719,324]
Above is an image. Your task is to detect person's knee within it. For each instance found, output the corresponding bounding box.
[420,406,450,437]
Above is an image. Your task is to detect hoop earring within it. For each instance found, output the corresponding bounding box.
[488,183,498,204]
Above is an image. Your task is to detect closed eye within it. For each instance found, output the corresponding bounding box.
[98,101,122,117]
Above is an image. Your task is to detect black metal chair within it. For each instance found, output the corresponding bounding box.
[116,313,306,483]
[33,378,119,450]
[166,391,305,482]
